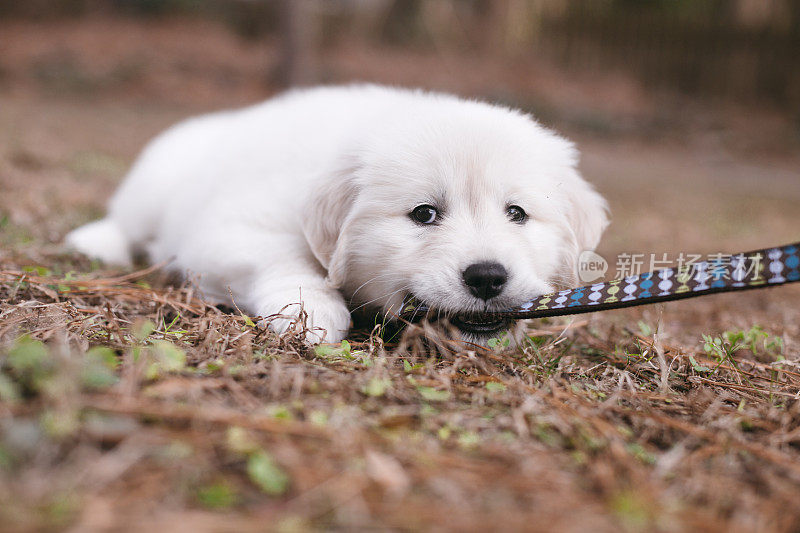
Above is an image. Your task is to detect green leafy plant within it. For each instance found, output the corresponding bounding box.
[81,346,119,388]
[702,334,737,364]
[144,341,187,380]
[703,326,784,367]
[688,355,710,373]
[247,451,289,496]
[485,381,506,393]
[197,481,239,509]
[361,377,391,397]
[314,340,371,365]
[487,333,510,351]
[226,427,289,496]
[722,326,783,358]
[417,386,451,402]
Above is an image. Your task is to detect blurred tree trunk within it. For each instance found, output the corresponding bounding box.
[277,0,317,87]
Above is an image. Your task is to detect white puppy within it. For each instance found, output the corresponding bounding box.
[66,85,608,344]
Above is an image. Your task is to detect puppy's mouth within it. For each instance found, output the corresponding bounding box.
[400,295,513,337]
[449,314,512,336]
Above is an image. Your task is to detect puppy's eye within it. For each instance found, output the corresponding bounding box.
[410,204,439,225]
[506,205,527,224]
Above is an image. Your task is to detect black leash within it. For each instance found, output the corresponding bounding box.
[400,241,800,322]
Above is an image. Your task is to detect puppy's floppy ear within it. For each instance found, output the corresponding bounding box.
[551,167,608,287]
[302,157,360,289]
[562,167,610,253]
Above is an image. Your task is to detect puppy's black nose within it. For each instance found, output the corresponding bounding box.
[462,262,508,301]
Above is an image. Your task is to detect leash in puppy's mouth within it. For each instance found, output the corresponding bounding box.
[398,296,513,336]
[400,241,800,326]
[448,314,513,336]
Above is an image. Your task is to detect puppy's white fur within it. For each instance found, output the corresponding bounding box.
[66,85,608,343]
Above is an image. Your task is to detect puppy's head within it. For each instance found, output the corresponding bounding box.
[304,95,608,344]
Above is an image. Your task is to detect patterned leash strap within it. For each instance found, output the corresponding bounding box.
[400,241,800,322]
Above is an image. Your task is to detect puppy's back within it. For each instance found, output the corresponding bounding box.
[66,85,520,265]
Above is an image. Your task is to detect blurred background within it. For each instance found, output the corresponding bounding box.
[2,5,800,529]
[1,0,799,259]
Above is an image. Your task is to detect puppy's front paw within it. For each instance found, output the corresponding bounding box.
[255,289,351,344]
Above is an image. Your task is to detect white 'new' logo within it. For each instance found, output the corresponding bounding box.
[578,250,608,283]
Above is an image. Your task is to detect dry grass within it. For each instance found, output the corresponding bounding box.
[2,14,800,533]
[2,252,800,532]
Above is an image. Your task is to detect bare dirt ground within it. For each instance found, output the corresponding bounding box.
[2,15,800,532]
